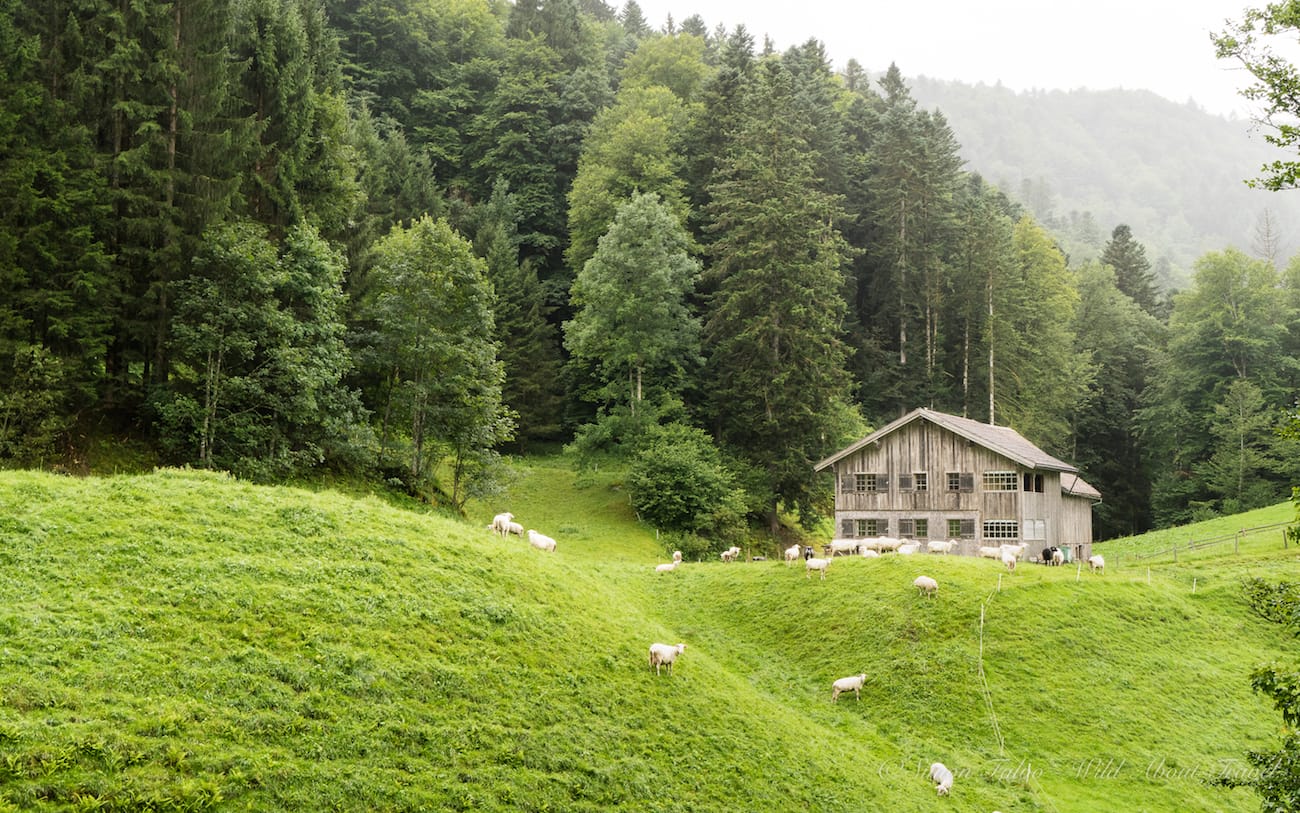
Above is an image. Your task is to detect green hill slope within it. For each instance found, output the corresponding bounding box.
[0,465,1294,811]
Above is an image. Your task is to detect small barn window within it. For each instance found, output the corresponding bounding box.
[948,473,975,492]
[914,473,928,492]
[1022,473,1045,493]
[898,518,915,538]
[854,473,883,493]
[948,518,975,538]
[914,519,929,539]
[983,471,1018,491]
[861,518,882,536]
[983,520,1019,539]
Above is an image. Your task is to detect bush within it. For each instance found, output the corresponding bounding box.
[626,423,746,538]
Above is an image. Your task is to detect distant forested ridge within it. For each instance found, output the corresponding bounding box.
[1,0,1297,539]
[907,78,1300,284]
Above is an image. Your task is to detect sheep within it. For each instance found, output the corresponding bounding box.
[1000,543,1027,560]
[785,544,802,564]
[1002,552,1017,572]
[527,529,556,552]
[1089,554,1105,573]
[648,642,686,675]
[655,561,678,574]
[672,550,683,563]
[978,545,1003,560]
[875,536,903,553]
[831,673,867,702]
[806,557,830,580]
[828,538,860,557]
[1052,548,1065,566]
[928,539,958,555]
[930,762,954,796]
[897,541,921,555]
[720,546,741,563]
[860,548,880,558]
[503,520,524,537]
[490,512,514,536]
[914,575,938,597]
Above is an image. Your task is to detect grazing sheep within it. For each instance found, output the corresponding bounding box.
[527,529,556,552]
[806,557,830,580]
[503,520,524,537]
[897,542,921,555]
[860,548,880,558]
[655,561,678,574]
[1089,554,1105,573]
[1002,552,1017,573]
[720,546,741,563]
[828,538,860,556]
[490,512,514,536]
[785,544,802,564]
[914,575,938,597]
[930,762,954,796]
[1000,543,1027,560]
[875,536,903,553]
[831,673,867,702]
[928,539,958,555]
[648,642,686,675]
[1052,548,1065,566]
[978,545,1003,560]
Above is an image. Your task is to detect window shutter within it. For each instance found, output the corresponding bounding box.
[898,474,913,492]
[960,473,975,492]
[841,519,855,537]
[840,474,852,493]
[960,519,976,537]
[898,518,915,537]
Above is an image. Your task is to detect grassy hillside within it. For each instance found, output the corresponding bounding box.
[0,462,1295,811]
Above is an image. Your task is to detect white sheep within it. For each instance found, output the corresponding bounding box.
[1052,548,1065,566]
[930,762,954,796]
[503,520,524,537]
[1002,552,1017,572]
[1089,554,1105,573]
[672,550,683,563]
[831,673,867,702]
[914,575,938,597]
[527,529,556,552]
[928,539,958,555]
[490,511,514,536]
[1001,542,1027,560]
[648,642,686,675]
[655,561,678,574]
[978,545,1003,560]
[806,557,830,580]
[897,541,921,555]
[860,548,880,558]
[785,544,802,564]
[875,536,902,552]
[720,546,741,563]
[828,538,860,556]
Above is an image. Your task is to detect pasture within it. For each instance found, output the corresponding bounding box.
[0,461,1294,810]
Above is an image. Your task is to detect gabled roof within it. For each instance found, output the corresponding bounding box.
[1061,472,1103,502]
[814,407,1078,473]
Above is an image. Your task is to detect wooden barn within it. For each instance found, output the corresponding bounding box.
[814,408,1101,562]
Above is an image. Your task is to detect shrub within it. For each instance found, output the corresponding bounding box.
[626,423,745,538]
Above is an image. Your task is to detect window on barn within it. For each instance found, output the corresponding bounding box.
[948,519,976,539]
[914,473,928,491]
[983,520,1019,539]
[898,474,913,491]
[983,471,1018,491]
[1024,519,1046,540]
[914,519,929,539]
[859,518,883,536]
[1022,473,1045,493]
[898,518,915,538]
[854,473,883,492]
[947,472,975,492]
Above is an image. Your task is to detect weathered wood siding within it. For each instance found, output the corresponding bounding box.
[829,417,1094,555]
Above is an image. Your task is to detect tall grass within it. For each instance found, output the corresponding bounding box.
[0,463,1294,810]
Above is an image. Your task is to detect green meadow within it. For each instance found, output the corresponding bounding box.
[0,458,1296,811]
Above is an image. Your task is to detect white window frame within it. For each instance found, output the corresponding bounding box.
[983,520,1019,539]
[982,471,1018,492]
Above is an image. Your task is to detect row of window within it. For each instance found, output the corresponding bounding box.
[840,518,1044,541]
[843,470,1044,494]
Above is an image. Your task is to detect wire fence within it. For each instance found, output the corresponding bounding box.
[1123,521,1296,566]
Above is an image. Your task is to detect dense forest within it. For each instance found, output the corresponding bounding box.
[2,0,1298,541]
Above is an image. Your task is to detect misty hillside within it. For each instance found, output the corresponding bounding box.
[907,77,1300,284]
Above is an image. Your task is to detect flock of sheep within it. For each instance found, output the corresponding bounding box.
[489,507,1104,802]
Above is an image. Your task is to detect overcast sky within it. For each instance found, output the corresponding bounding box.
[632,0,1264,117]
